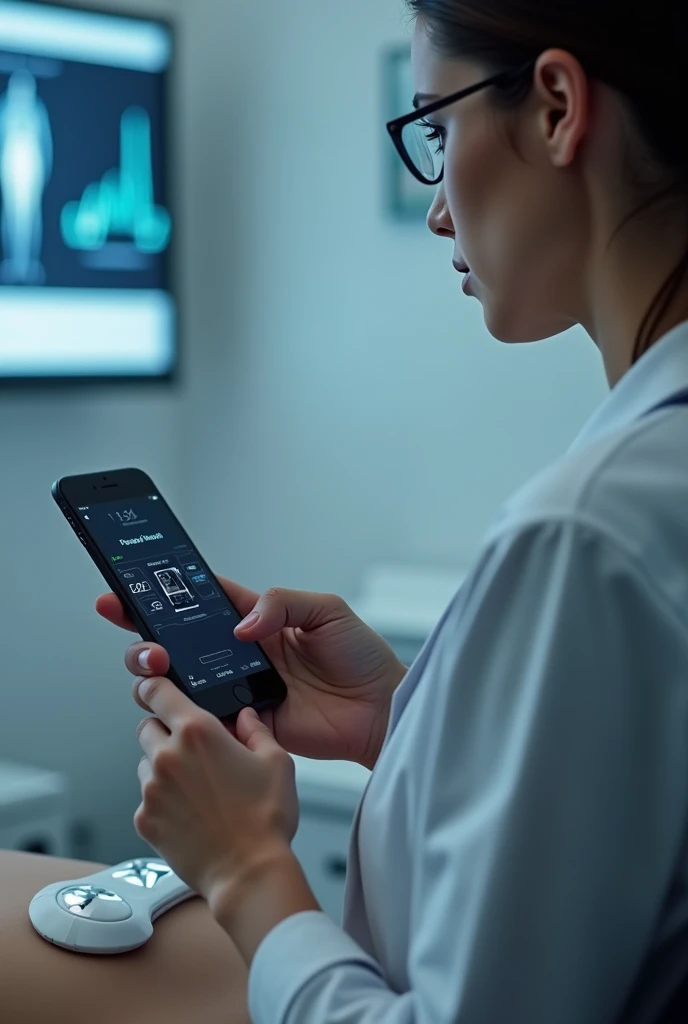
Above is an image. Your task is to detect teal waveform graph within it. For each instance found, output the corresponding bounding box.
[61,106,171,254]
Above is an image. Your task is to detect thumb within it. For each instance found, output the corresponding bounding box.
[235,707,277,753]
[234,586,348,640]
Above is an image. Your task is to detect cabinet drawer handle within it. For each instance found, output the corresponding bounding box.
[324,855,347,879]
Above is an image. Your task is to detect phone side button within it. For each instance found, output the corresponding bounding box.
[233,685,253,706]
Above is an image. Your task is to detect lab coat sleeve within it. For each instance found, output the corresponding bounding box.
[248,516,688,1024]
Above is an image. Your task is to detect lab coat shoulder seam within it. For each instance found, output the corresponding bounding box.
[574,407,685,512]
[482,512,688,641]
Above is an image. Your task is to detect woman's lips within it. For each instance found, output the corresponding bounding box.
[453,260,472,294]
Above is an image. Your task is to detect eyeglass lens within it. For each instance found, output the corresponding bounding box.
[401,119,444,183]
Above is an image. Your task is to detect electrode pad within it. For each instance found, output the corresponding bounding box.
[29,858,195,954]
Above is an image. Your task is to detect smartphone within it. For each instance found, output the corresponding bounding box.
[52,468,287,721]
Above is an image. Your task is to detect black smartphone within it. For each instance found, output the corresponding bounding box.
[53,468,287,721]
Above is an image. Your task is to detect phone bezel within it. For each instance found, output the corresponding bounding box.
[52,468,287,721]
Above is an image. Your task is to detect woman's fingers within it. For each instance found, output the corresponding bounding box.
[125,642,170,679]
[95,592,137,632]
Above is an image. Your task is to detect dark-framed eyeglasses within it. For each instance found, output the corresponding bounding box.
[386,60,536,186]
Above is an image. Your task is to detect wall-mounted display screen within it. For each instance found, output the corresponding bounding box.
[0,1,175,381]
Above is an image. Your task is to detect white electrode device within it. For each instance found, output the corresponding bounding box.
[29,858,196,954]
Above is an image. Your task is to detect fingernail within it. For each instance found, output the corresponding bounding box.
[237,611,259,631]
[137,649,151,670]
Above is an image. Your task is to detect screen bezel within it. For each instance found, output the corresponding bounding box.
[0,0,180,390]
[54,468,288,721]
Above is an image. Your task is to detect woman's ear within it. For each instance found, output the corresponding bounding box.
[534,48,589,170]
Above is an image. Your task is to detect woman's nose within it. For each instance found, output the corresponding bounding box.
[426,182,454,239]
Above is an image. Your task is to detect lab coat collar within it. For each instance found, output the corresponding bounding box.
[568,318,688,454]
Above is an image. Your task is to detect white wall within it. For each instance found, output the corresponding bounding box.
[1,0,610,865]
[176,0,608,598]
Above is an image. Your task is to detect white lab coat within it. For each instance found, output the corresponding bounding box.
[249,321,688,1024]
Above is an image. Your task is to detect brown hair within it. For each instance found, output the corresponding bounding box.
[405,0,688,363]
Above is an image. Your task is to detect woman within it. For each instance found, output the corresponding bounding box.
[96,1,688,1021]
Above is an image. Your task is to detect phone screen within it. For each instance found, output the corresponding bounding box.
[75,493,268,697]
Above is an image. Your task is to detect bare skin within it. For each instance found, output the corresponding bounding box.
[0,850,250,1024]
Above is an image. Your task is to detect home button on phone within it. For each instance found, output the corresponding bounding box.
[233,685,253,707]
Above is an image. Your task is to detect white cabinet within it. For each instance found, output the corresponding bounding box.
[292,812,354,924]
[351,562,467,665]
[290,566,468,923]
[291,757,370,924]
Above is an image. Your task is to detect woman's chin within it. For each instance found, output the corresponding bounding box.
[481,305,535,345]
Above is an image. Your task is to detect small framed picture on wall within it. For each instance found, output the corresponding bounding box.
[383,45,434,221]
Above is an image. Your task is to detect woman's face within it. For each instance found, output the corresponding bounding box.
[411,17,592,344]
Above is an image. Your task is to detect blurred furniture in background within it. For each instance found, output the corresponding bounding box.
[0,761,69,857]
[291,756,370,923]
[351,562,467,664]
[291,562,466,922]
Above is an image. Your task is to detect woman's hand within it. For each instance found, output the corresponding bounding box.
[97,578,407,769]
[131,674,320,963]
